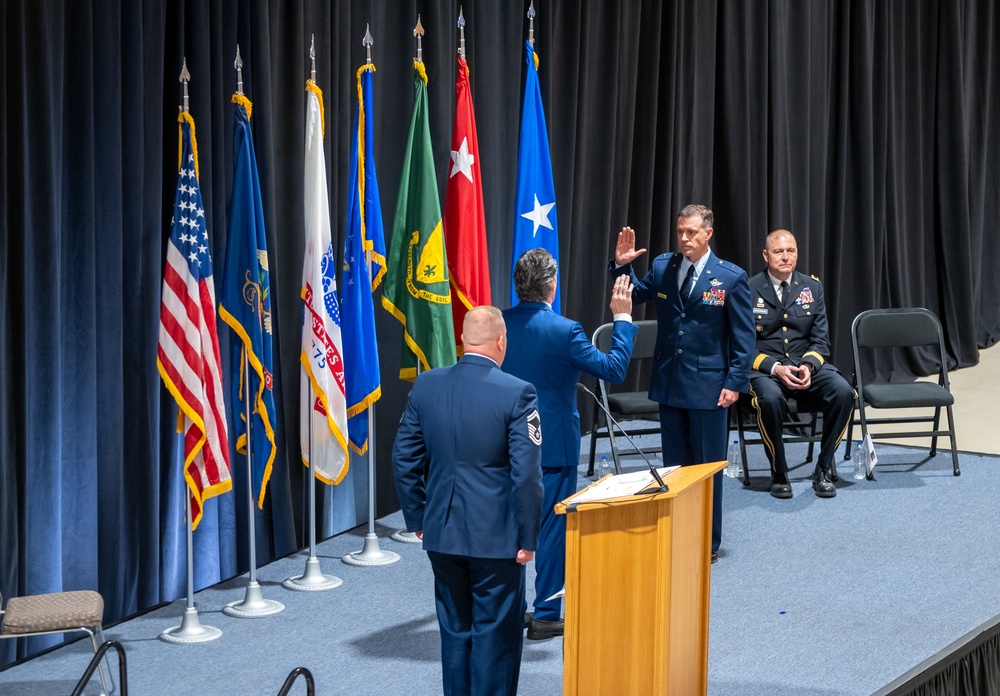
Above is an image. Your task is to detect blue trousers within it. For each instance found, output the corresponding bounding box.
[532,466,579,621]
[658,405,727,552]
[427,551,525,696]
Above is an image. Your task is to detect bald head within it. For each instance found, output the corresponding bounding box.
[762,229,798,281]
[462,306,507,364]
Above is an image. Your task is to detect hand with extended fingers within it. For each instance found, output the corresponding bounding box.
[615,226,647,267]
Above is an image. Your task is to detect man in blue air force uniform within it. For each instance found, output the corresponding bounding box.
[611,204,755,561]
[392,306,543,696]
[748,229,854,499]
[502,248,637,640]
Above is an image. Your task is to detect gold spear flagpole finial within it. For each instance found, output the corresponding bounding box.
[457,7,466,59]
[234,45,244,96]
[413,15,425,63]
[310,34,316,82]
[179,57,191,113]
[528,0,536,47]
[363,24,373,66]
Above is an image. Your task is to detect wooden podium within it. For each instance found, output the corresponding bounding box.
[555,460,725,695]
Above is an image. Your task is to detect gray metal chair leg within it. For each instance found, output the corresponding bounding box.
[85,627,114,695]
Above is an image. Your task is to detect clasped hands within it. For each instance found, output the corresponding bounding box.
[774,363,812,390]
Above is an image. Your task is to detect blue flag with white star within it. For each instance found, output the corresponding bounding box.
[511,41,559,312]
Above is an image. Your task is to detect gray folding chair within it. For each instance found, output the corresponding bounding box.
[843,307,959,476]
[586,320,661,475]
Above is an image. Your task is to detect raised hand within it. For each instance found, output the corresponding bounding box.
[609,274,634,315]
[615,226,647,266]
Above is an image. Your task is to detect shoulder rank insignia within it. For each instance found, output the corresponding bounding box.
[811,274,820,282]
[527,409,542,446]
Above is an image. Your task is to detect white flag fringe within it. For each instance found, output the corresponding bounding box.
[301,80,350,484]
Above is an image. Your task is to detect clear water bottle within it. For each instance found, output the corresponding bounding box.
[599,455,611,479]
[853,441,867,480]
[726,439,741,478]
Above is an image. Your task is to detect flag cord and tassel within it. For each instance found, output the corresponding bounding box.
[224,351,285,617]
[284,381,342,590]
[160,430,224,643]
[343,258,399,567]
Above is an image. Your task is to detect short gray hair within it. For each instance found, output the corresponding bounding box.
[677,204,714,229]
[513,248,558,303]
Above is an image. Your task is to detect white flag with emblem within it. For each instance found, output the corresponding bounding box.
[300,80,350,483]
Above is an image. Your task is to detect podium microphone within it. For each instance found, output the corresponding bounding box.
[576,383,668,494]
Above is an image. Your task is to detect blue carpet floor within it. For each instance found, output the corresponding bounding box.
[2,434,999,695]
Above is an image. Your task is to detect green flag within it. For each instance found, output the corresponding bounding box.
[382,61,457,380]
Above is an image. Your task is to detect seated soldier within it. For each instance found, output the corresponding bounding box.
[748,229,854,498]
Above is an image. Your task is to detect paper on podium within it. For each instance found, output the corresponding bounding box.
[546,587,565,601]
[570,467,680,504]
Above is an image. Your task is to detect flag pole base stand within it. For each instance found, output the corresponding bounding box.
[342,533,400,567]
[282,556,343,592]
[223,581,285,618]
[390,530,422,544]
[159,606,223,643]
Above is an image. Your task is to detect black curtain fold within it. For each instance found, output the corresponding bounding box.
[2,0,999,667]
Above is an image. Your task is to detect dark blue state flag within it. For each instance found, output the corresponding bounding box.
[511,41,560,312]
[219,94,277,508]
[341,64,385,454]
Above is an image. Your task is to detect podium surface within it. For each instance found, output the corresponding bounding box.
[555,460,725,695]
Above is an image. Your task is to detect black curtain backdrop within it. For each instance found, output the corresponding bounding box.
[2,0,998,666]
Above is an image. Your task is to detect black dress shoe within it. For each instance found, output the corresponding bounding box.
[523,611,533,628]
[711,551,718,564]
[527,617,564,640]
[769,481,793,499]
[813,469,837,498]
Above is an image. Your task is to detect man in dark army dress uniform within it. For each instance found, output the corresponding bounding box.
[748,229,855,499]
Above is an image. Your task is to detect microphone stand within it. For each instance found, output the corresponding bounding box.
[577,383,669,494]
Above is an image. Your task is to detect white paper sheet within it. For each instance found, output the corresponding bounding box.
[569,466,680,504]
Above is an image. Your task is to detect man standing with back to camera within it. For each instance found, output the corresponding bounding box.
[611,204,755,562]
[502,248,637,641]
[392,306,543,696]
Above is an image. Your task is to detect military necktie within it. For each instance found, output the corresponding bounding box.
[680,265,696,301]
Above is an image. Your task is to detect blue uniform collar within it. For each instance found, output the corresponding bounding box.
[460,352,500,368]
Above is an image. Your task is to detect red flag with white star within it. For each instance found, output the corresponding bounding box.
[443,55,491,352]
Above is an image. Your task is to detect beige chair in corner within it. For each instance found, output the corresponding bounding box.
[0,588,113,694]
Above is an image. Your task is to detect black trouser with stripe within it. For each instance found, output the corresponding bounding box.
[748,364,854,482]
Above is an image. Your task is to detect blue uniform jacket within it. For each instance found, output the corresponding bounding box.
[502,302,638,469]
[613,250,755,410]
[392,354,544,558]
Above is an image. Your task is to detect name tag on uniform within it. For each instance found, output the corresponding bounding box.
[753,307,768,315]
[702,288,726,306]
[657,292,668,299]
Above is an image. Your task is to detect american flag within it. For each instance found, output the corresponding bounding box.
[157,112,232,528]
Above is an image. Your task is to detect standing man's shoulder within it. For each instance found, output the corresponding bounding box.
[653,251,682,268]
[711,254,749,279]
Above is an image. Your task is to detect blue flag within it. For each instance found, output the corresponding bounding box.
[341,65,385,454]
[511,42,560,312]
[219,95,277,508]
